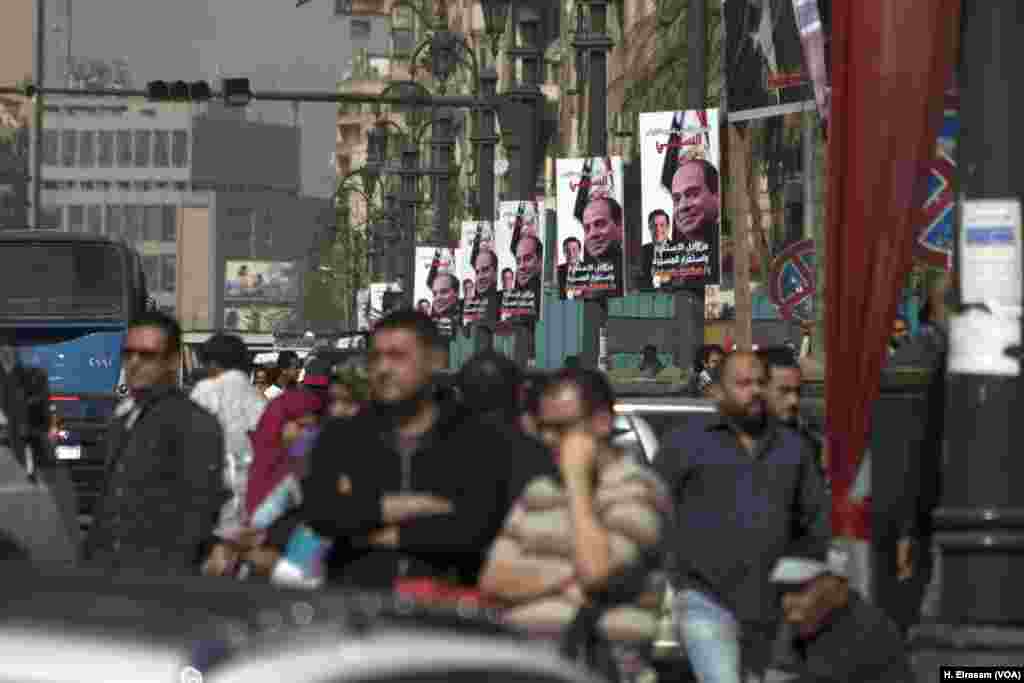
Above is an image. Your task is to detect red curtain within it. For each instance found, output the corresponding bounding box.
[825,1,961,536]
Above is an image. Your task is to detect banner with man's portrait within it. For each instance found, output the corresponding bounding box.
[413,246,461,339]
[457,220,508,327]
[554,156,626,300]
[639,109,722,292]
[497,200,545,322]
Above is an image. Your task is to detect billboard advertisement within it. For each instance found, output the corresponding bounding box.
[457,221,502,327]
[725,0,814,116]
[223,305,293,333]
[497,200,544,322]
[554,156,626,300]
[414,246,461,338]
[639,109,722,292]
[224,260,300,303]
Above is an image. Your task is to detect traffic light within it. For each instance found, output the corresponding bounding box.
[145,80,213,102]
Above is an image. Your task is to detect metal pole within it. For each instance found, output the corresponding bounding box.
[583,0,612,371]
[30,0,45,230]
[401,143,419,309]
[431,108,454,244]
[473,66,499,353]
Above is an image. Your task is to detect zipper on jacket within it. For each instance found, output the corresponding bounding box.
[398,446,412,578]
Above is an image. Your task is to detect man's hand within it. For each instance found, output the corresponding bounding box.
[243,546,282,577]
[202,543,239,577]
[381,494,454,525]
[559,429,599,486]
[368,526,399,547]
[896,537,915,581]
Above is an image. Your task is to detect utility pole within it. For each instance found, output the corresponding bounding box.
[30,0,45,229]
[472,64,499,353]
[910,0,1024,670]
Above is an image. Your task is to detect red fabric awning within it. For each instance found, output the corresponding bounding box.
[825,1,961,535]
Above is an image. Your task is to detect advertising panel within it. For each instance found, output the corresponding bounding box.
[223,305,293,333]
[639,109,722,292]
[457,220,504,326]
[554,156,626,300]
[224,260,300,303]
[497,200,544,322]
[414,246,461,338]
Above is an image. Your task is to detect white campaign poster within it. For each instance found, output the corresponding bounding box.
[457,220,510,327]
[639,109,722,291]
[497,200,544,322]
[413,246,461,338]
[365,282,399,330]
[356,288,370,331]
[554,156,626,300]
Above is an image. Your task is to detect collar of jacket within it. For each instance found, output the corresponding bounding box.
[706,412,782,447]
[362,394,464,448]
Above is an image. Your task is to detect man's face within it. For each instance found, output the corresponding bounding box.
[582,200,623,259]
[464,280,475,300]
[369,328,435,406]
[781,576,846,639]
[502,270,514,291]
[564,240,581,265]
[536,383,611,459]
[278,364,300,386]
[672,162,719,238]
[516,238,541,288]
[253,369,269,393]
[891,319,909,347]
[651,213,670,243]
[765,366,802,425]
[431,276,458,314]
[706,351,724,371]
[418,301,431,315]
[122,326,179,394]
[719,354,766,431]
[474,251,497,293]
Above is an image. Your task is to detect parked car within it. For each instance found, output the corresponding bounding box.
[0,565,604,683]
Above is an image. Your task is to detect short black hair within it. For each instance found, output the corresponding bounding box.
[373,309,446,352]
[544,368,616,415]
[679,158,720,195]
[474,249,498,271]
[586,196,623,227]
[502,267,513,277]
[758,346,800,374]
[694,344,725,372]
[200,333,249,372]
[277,350,301,371]
[457,350,523,420]
[563,236,581,251]
[128,310,182,354]
[648,209,670,231]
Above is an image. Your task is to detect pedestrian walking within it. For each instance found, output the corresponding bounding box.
[264,351,301,400]
[656,351,831,683]
[83,312,227,576]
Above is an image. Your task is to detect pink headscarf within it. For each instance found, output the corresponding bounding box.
[244,389,324,520]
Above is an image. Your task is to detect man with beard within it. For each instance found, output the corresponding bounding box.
[655,351,830,683]
[557,237,582,299]
[429,272,461,339]
[291,311,537,590]
[758,347,827,487]
[503,235,543,321]
[660,159,721,290]
[577,197,625,298]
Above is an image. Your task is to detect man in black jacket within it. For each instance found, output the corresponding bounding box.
[84,312,226,576]
[297,310,550,589]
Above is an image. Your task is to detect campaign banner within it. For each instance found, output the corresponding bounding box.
[639,109,722,291]
[413,246,461,339]
[359,282,400,331]
[457,220,505,326]
[356,288,370,331]
[497,200,544,322]
[223,305,293,333]
[554,156,626,300]
[725,0,814,116]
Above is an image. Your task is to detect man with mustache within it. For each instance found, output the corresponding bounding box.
[655,351,830,683]
[556,236,582,299]
[661,158,721,289]
[290,311,544,589]
[640,209,671,290]
[502,235,543,321]
[577,196,625,298]
[429,273,461,339]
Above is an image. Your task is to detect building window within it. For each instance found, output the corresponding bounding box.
[142,255,160,290]
[41,206,62,230]
[42,130,59,165]
[351,18,371,41]
[61,130,77,167]
[122,205,142,243]
[67,205,85,233]
[143,205,163,241]
[334,0,353,16]
[116,130,132,167]
[78,131,95,167]
[134,130,152,167]
[161,255,176,293]
[105,205,122,240]
[171,130,188,167]
[153,130,170,167]
[87,205,103,234]
[161,205,177,241]
[97,131,114,167]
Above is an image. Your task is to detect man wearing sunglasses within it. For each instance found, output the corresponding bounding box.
[84,311,227,576]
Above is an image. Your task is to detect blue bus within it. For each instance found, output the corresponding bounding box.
[0,231,149,527]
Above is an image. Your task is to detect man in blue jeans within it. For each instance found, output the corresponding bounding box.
[655,351,831,683]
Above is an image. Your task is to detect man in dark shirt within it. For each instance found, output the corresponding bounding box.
[768,546,914,683]
[655,351,831,683]
[288,311,549,589]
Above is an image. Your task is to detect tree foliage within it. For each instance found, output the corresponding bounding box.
[303,197,369,331]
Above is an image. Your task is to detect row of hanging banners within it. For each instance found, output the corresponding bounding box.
[363,0,952,336]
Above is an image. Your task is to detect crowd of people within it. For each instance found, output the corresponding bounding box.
[0,308,917,683]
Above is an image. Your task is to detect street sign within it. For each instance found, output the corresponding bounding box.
[768,239,816,322]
